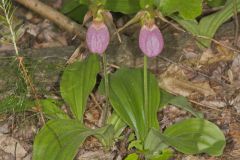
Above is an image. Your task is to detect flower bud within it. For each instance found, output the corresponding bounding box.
[139,24,164,57]
[86,21,110,55]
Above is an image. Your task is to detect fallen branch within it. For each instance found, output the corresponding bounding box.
[15,0,86,39]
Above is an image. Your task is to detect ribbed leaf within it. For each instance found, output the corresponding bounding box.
[198,0,240,47]
[107,112,126,138]
[61,0,88,23]
[150,118,226,156]
[66,5,88,23]
[207,0,226,7]
[105,0,141,14]
[148,149,173,160]
[144,129,168,155]
[140,0,154,8]
[61,0,80,13]
[172,0,240,48]
[159,0,202,19]
[60,55,100,121]
[159,90,203,118]
[124,153,139,160]
[61,0,140,20]
[170,16,199,35]
[33,119,113,160]
[39,99,69,120]
[105,68,160,141]
[154,0,161,8]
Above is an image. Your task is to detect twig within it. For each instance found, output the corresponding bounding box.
[90,93,104,127]
[90,93,102,109]
[15,0,86,39]
[14,142,17,160]
[196,35,240,53]
[156,12,186,33]
[190,99,240,116]
[165,89,240,116]
[189,99,222,112]
[66,43,86,64]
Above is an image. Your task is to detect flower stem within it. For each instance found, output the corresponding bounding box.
[143,55,148,123]
[101,53,110,126]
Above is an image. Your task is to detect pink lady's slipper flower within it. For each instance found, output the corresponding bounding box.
[139,24,164,57]
[86,21,110,55]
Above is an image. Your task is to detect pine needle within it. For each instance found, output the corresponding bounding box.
[0,0,45,124]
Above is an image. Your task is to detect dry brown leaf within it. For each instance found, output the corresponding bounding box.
[231,54,240,80]
[25,23,40,37]
[229,122,240,159]
[0,44,14,52]
[199,48,215,64]
[33,41,65,48]
[67,44,86,64]
[78,150,115,160]
[182,155,206,160]
[232,94,240,113]
[159,65,216,97]
[0,133,27,159]
[199,46,235,65]
[200,100,226,108]
[184,46,235,68]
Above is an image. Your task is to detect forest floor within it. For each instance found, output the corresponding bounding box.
[0,1,240,160]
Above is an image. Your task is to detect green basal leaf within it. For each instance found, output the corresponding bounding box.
[144,129,168,157]
[140,0,154,9]
[60,55,100,121]
[124,153,139,160]
[62,0,141,19]
[61,0,81,13]
[33,119,113,160]
[78,0,88,5]
[93,0,107,6]
[159,90,203,118]
[39,99,69,120]
[107,112,127,138]
[0,96,33,113]
[198,0,240,47]
[172,0,240,48]
[151,118,226,156]
[149,149,173,160]
[128,140,143,150]
[61,0,88,23]
[207,0,226,7]
[103,68,160,141]
[170,15,199,35]
[159,90,176,109]
[128,132,136,142]
[154,0,161,8]
[94,123,114,148]
[105,0,141,14]
[168,96,203,118]
[66,5,88,23]
[159,0,202,19]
